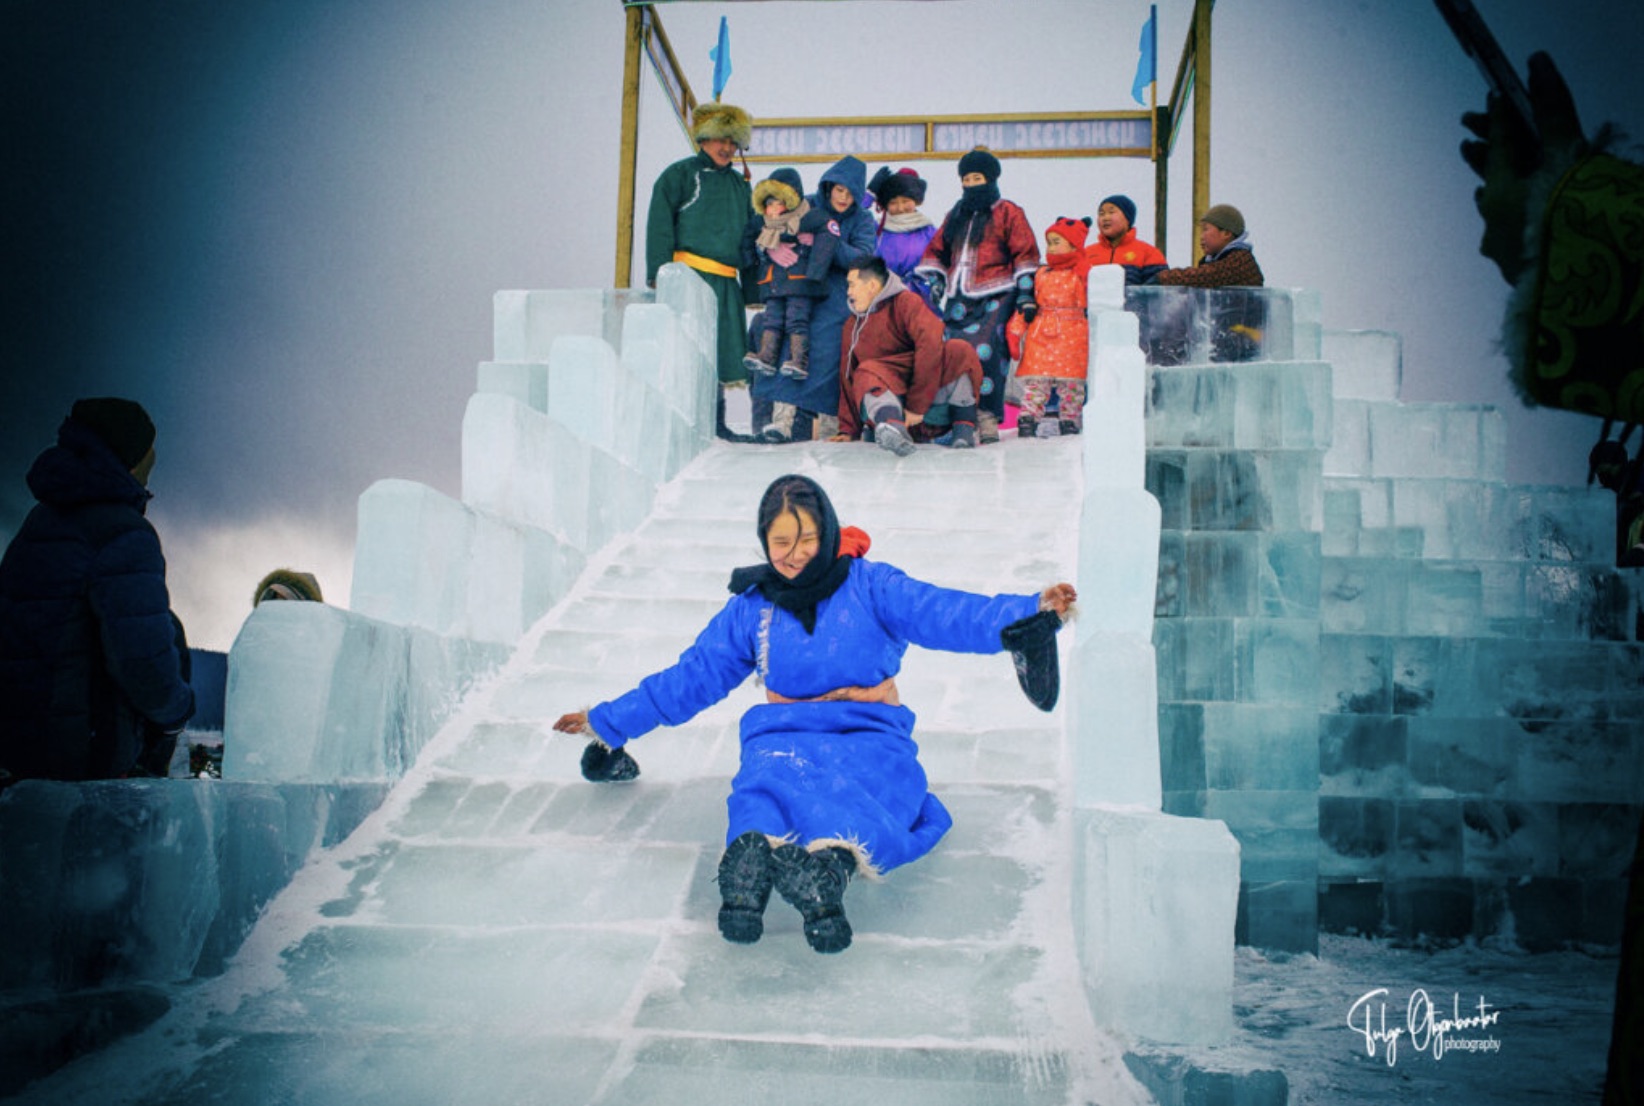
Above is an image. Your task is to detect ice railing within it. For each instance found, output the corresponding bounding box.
[1125,285,1321,367]
[0,269,724,995]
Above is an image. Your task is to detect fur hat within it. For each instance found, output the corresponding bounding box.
[753,177,801,214]
[957,147,1001,183]
[868,165,927,207]
[692,101,752,149]
[1199,203,1245,237]
[69,397,155,469]
[1048,216,1093,252]
[1098,194,1137,230]
[253,568,324,606]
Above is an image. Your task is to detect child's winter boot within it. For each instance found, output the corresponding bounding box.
[1016,415,1038,440]
[779,333,809,380]
[1057,418,1082,436]
[742,327,782,376]
[873,419,917,457]
[717,831,775,944]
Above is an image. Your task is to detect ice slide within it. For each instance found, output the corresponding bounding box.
[10,266,1238,1104]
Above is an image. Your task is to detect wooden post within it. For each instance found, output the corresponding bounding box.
[1191,0,1212,263]
[1154,104,1169,255]
[614,5,643,289]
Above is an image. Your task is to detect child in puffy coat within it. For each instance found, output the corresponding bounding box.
[1007,217,1092,439]
[741,168,838,381]
[554,475,1075,954]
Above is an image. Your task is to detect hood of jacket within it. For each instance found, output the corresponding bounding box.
[1208,231,1254,261]
[816,155,868,212]
[25,418,151,512]
[853,270,907,317]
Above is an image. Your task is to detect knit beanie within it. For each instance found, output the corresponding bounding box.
[1199,203,1245,237]
[1048,216,1092,252]
[70,397,155,468]
[1098,194,1137,229]
[957,147,1001,183]
[868,165,927,206]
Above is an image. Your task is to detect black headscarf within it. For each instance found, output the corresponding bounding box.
[727,474,851,634]
[936,181,1001,266]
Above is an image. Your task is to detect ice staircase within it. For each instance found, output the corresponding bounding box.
[22,441,1157,1106]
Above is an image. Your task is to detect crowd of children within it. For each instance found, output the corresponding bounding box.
[732,144,1261,456]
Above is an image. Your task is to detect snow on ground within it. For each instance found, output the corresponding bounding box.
[1196,934,1618,1104]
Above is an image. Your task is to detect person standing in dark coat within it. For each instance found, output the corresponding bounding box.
[0,398,194,783]
[645,101,757,442]
[751,155,878,443]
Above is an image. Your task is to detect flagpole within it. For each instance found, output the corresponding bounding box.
[1150,4,1165,252]
[614,4,643,289]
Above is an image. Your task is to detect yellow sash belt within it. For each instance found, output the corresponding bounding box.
[673,250,738,279]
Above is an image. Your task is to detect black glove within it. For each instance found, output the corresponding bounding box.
[581,741,640,783]
[1000,609,1063,712]
[1018,300,1039,325]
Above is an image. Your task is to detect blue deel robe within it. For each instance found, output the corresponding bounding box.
[750,155,878,417]
[587,559,1038,874]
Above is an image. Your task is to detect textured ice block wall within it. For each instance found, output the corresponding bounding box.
[1071,277,1240,1045]
[1314,330,1642,949]
[352,479,585,644]
[225,602,507,783]
[1073,809,1240,1044]
[1146,345,1333,953]
[0,779,385,987]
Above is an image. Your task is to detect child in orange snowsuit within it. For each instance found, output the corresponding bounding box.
[1006,217,1092,438]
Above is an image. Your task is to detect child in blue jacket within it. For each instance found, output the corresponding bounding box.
[555,474,1075,953]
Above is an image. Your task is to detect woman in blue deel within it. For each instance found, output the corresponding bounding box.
[554,474,1075,954]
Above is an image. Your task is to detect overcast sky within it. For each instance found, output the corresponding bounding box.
[4,0,1641,649]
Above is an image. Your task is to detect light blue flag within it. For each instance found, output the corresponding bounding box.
[710,16,732,102]
[1130,7,1156,105]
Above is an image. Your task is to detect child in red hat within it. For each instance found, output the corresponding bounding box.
[1006,217,1092,439]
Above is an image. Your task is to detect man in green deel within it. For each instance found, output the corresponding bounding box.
[646,101,755,441]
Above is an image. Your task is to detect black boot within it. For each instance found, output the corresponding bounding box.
[1057,418,1082,436]
[999,608,1063,711]
[1017,414,1038,440]
[717,831,775,944]
[715,389,754,444]
[772,843,855,953]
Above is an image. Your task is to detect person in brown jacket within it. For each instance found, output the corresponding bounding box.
[1150,204,1264,288]
[832,257,984,456]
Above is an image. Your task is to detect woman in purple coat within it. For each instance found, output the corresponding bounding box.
[555,475,1075,954]
[869,166,939,315]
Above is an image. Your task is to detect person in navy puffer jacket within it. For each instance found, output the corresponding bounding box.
[0,398,194,783]
[554,474,1075,954]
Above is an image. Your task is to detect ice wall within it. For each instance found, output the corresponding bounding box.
[1071,267,1240,1045]
[0,778,386,989]
[1143,303,1641,953]
[354,269,716,644]
[1315,331,1641,949]
[225,602,508,783]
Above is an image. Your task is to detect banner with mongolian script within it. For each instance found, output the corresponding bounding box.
[746,115,1153,162]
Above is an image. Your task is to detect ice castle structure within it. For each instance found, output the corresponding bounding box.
[3,261,1640,1102]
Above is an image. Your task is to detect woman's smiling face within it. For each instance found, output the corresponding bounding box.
[765,507,821,579]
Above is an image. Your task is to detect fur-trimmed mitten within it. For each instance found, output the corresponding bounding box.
[1000,608,1063,712]
[581,740,640,783]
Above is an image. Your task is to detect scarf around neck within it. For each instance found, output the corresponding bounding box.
[726,476,870,633]
[756,198,810,251]
[881,209,933,234]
